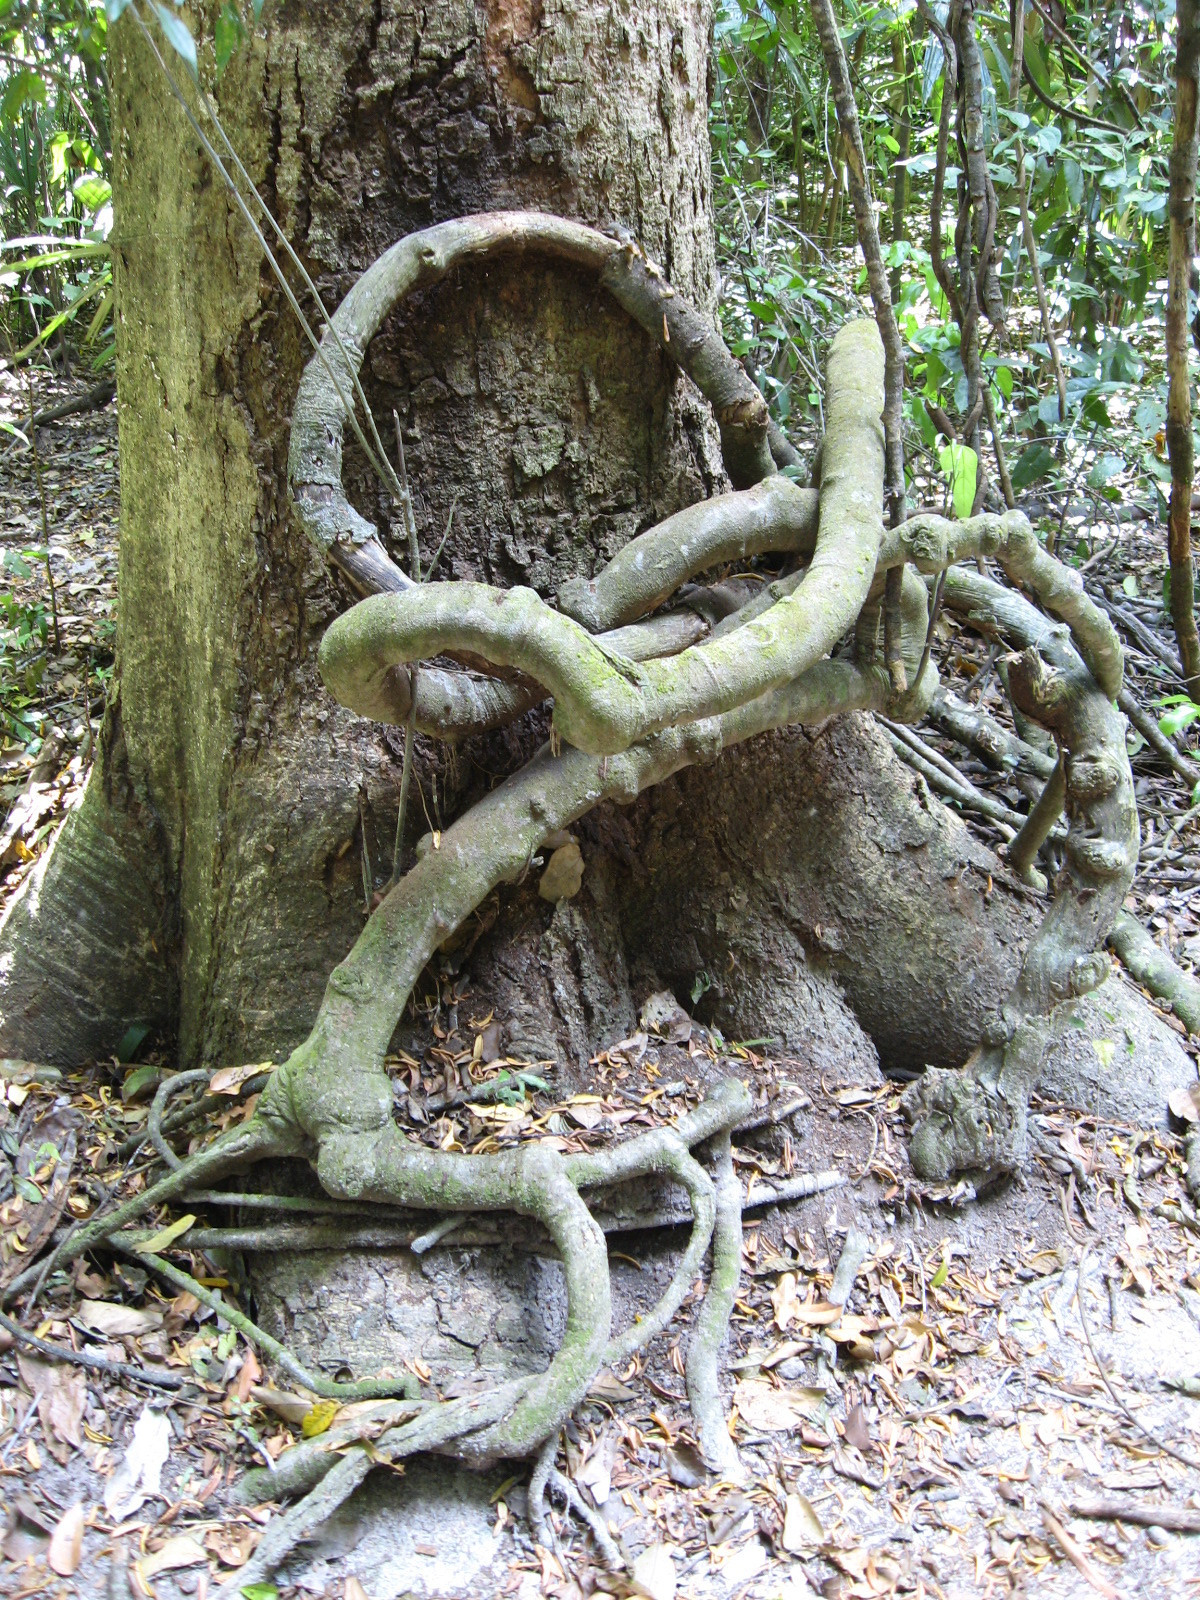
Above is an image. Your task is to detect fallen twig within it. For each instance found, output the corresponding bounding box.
[1038,1498,1124,1600]
[0,1306,187,1391]
[1076,1249,1200,1472]
[1070,1497,1200,1534]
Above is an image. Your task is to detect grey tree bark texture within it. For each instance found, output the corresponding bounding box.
[0,0,1179,1162]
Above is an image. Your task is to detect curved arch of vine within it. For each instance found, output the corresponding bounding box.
[2,212,1137,1585]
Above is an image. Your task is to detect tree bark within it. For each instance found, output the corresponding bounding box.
[0,0,724,1066]
[1168,0,1200,696]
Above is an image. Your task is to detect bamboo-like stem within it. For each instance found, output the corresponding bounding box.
[808,0,906,533]
[1166,0,1200,695]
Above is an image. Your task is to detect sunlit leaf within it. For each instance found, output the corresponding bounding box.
[1,67,47,122]
[153,2,197,74]
[937,442,978,521]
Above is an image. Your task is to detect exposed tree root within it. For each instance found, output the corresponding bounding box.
[1108,909,1200,1037]
[525,1429,624,1568]
[902,564,1136,1185]
[0,213,1148,1587]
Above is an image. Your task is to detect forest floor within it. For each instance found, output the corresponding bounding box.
[1,372,1200,1600]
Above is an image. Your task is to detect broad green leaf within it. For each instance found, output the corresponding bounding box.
[921,36,944,105]
[994,365,1013,401]
[154,2,197,74]
[1037,393,1064,426]
[116,1021,151,1062]
[241,1588,278,1600]
[121,1063,163,1103]
[1159,703,1200,738]
[937,442,978,521]
[1,67,47,122]
[1010,444,1056,490]
[1087,453,1124,489]
[73,175,112,211]
[215,4,245,70]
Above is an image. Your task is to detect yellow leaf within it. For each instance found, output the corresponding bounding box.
[301,1399,339,1438]
[209,1061,274,1096]
[134,1214,196,1254]
[930,1258,949,1289]
[48,1502,83,1576]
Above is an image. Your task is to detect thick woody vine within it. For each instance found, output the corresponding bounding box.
[0,214,1136,1582]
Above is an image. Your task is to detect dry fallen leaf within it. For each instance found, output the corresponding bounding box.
[781,1490,824,1553]
[79,1299,163,1337]
[137,1534,208,1581]
[733,1377,824,1433]
[629,1543,676,1600]
[233,1345,262,1404]
[771,1271,801,1330]
[47,1502,84,1577]
[250,1384,314,1425]
[588,1369,636,1403]
[104,1404,172,1521]
[208,1060,274,1095]
[1168,1084,1200,1123]
[843,1401,873,1453]
[205,1524,259,1568]
[345,1578,372,1600]
[576,1424,618,1505]
[17,1355,85,1464]
[664,1441,707,1488]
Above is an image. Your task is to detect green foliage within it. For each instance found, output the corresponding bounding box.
[1155,695,1200,740]
[937,441,978,521]
[0,548,51,745]
[0,2,113,363]
[712,0,1177,541]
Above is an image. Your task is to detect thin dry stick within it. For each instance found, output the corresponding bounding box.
[1076,1249,1200,1471]
[1038,1498,1123,1600]
[0,1307,186,1390]
[1070,1497,1200,1535]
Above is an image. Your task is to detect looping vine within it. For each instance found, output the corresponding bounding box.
[1,212,1136,1583]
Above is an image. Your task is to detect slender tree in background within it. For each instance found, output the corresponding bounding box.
[1168,0,1200,698]
[808,0,910,690]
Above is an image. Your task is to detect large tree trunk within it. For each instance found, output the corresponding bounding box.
[0,0,722,1066]
[0,0,1183,1161]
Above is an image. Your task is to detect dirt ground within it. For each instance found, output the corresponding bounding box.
[1,376,1199,1600]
